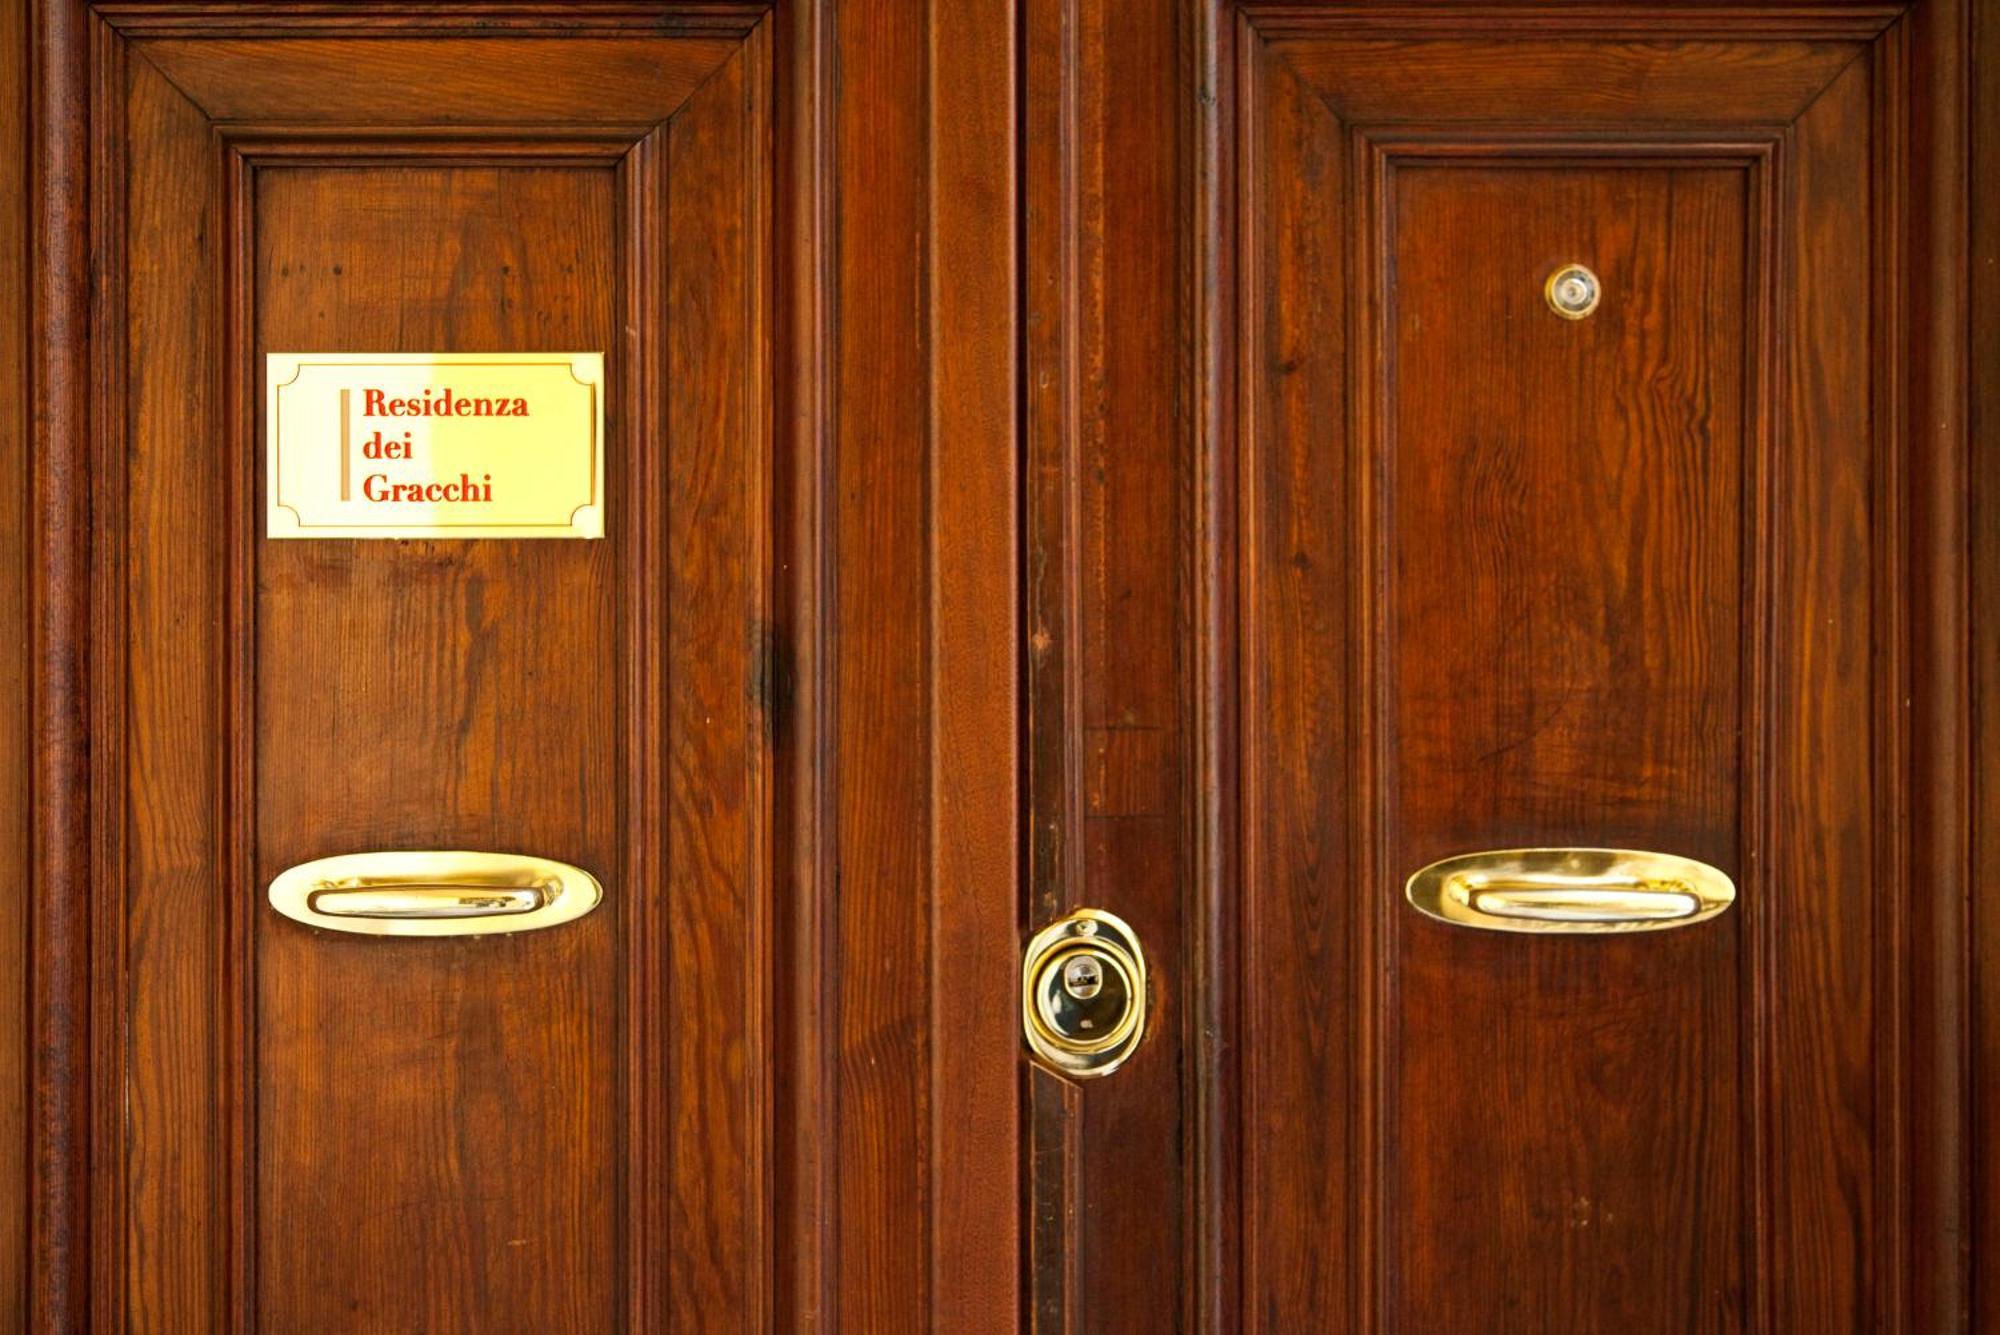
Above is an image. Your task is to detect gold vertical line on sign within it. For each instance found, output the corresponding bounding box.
[339,386,351,501]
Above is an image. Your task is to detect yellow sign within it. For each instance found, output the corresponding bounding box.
[266,352,605,539]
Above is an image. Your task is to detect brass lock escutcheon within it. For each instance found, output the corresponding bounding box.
[1022,908,1147,1079]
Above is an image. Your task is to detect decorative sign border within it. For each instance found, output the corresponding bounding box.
[265,351,606,539]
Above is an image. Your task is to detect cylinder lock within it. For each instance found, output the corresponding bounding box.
[1021,908,1147,1079]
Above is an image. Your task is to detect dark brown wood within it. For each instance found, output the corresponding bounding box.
[119,26,772,1325]
[1903,0,1974,1325]
[660,38,769,1322]
[1972,0,2000,1324]
[1021,0,1090,1325]
[1391,157,1752,1330]
[1020,0,1203,1326]
[1968,0,2000,1311]
[789,0,1024,1326]
[927,0,1023,1327]
[1188,2,1242,1331]
[26,3,1021,1329]
[28,3,96,1330]
[18,1,1985,1329]
[1219,5,1973,1331]
[0,0,29,1327]
[773,2,836,1326]
[824,0,932,1321]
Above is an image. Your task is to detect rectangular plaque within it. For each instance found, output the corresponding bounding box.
[266,352,605,539]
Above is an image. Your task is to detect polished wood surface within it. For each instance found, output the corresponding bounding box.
[1978,0,2000,1322]
[121,24,770,1330]
[926,0,1022,1325]
[22,2,1019,1330]
[1387,163,1749,1327]
[27,0,96,1325]
[1224,8,1973,1331]
[0,0,28,1324]
[1021,0,1204,1326]
[246,167,628,1327]
[11,1,1989,1331]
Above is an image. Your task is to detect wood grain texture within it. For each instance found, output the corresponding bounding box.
[25,1,1982,1330]
[826,0,931,1319]
[1187,4,1240,1328]
[1227,11,1968,1332]
[1767,58,1878,1330]
[138,35,740,124]
[250,163,625,1334]
[0,0,28,1326]
[1236,44,1354,1328]
[94,3,766,36]
[1272,35,1874,125]
[1902,0,1975,1325]
[122,54,225,1329]
[1385,158,1751,1333]
[927,0,1022,1328]
[28,3,96,1330]
[72,12,783,1331]
[30,2,1029,1329]
[1021,0,1090,1326]
[662,32,771,1329]
[1020,0,1198,1326]
[1976,0,2000,1322]
[773,2,837,1327]
[815,0,1019,1323]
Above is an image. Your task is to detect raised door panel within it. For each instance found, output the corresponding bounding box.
[1238,12,1930,1330]
[110,18,768,1331]
[1382,155,1755,1329]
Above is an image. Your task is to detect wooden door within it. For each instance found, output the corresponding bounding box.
[13,2,1992,1332]
[18,2,1020,1330]
[1210,5,1974,1331]
[1013,1,1981,1330]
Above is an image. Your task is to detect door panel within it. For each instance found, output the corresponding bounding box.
[121,25,768,1330]
[26,3,1022,1330]
[1229,9,1967,1331]
[1011,2,1974,1328]
[251,169,619,1322]
[1387,160,1752,1326]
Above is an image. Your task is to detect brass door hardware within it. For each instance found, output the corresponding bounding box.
[1022,908,1147,1079]
[1405,847,1734,935]
[1545,263,1601,319]
[269,850,603,937]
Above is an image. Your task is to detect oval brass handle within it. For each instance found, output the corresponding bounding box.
[1405,848,1734,935]
[270,851,602,937]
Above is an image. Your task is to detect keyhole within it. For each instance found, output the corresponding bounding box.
[1062,955,1103,1000]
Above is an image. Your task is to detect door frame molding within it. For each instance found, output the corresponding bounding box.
[28,3,97,1323]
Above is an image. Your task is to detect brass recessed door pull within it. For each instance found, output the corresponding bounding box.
[269,850,603,937]
[1022,908,1148,1079]
[1405,847,1735,935]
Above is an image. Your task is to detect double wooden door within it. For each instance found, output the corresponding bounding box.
[10,0,1984,1331]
